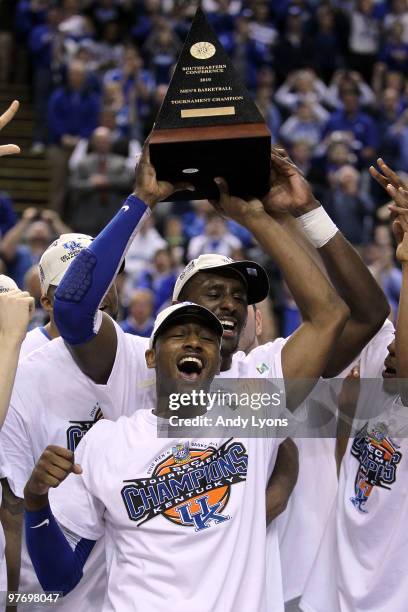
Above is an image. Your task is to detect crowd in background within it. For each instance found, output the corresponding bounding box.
[0,0,407,337]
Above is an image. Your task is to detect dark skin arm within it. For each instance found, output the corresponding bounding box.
[266,438,299,525]
[0,479,23,611]
[335,366,360,476]
[65,142,192,384]
[263,149,389,378]
[211,179,349,410]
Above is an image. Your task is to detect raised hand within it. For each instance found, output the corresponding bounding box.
[0,289,34,343]
[25,446,82,499]
[369,158,407,194]
[0,100,21,157]
[386,182,408,215]
[210,177,265,226]
[262,147,319,217]
[133,140,194,208]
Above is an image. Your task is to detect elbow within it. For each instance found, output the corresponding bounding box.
[326,297,351,333]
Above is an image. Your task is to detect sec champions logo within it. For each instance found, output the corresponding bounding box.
[121,438,248,532]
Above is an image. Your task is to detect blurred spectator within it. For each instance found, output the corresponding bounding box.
[309,5,344,83]
[327,69,375,109]
[273,6,314,83]
[0,207,70,287]
[0,0,15,82]
[0,193,17,238]
[279,101,328,149]
[220,12,270,92]
[347,0,381,81]
[104,46,155,139]
[143,22,181,85]
[324,165,373,245]
[29,6,63,153]
[324,86,378,162]
[255,86,281,142]
[47,60,101,214]
[374,88,404,170]
[367,224,402,321]
[275,69,330,113]
[68,126,133,235]
[138,247,179,314]
[119,288,155,337]
[124,215,166,284]
[379,21,408,73]
[384,0,408,44]
[24,264,47,329]
[248,2,278,49]
[187,213,242,260]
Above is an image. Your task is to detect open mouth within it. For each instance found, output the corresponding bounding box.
[177,356,204,381]
[219,318,237,338]
[382,366,396,379]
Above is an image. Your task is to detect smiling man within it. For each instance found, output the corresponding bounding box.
[23,302,285,611]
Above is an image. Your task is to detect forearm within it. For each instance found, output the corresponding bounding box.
[54,193,150,345]
[24,503,94,595]
[245,212,343,324]
[0,337,23,428]
[318,232,388,330]
[1,220,30,260]
[266,438,298,525]
[396,263,408,379]
[1,480,24,594]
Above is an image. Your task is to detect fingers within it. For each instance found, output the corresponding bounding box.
[386,184,408,208]
[369,158,404,191]
[388,204,408,215]
[0,144,20,157]
[139,138,151,166]
[213,177,229,199]
[0,100,19,130]
[172,182,195,193]
[378,158,403,187]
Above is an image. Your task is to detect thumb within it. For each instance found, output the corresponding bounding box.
[72,463,83,475]
[172,182,195,193]
[214,177,229,201]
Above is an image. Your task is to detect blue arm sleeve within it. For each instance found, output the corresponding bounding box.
[54,194,149,345]
[25,504,96,596]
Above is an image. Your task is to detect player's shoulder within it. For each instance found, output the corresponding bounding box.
[359,319,395,377]
[114,319,150,352]
[233,338,286,373]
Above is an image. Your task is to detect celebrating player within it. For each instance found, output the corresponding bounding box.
[300,163,408,612]
[24,301,287,611]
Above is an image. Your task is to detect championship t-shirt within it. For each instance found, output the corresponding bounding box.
[19,326,50,359]
[51,409,280,612]
[300,320,408,612]
[2,320,287,610]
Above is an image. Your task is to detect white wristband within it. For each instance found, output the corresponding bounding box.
[297,206,338,248]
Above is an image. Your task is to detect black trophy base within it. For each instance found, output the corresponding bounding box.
[149,124,271,202]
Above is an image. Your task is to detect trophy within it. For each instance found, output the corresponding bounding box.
[149,7,271,201]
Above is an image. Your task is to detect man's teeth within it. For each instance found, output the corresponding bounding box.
[220,320,235,330]
[179,357,203,368]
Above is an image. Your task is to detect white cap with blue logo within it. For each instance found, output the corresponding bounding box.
[149,302,224,349]
[38,233,93,295]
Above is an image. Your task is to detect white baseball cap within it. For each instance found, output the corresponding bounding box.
[38,233,93,295]
[149,302,224,349]
[172,254,269,305]
[0,274,18,293]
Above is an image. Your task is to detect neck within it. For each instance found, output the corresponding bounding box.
[153,389,208,420]
[221,352,233,371]
[44,320,60,340]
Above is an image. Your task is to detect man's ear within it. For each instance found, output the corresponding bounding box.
[40,294,52,313]
[145,348,156,369]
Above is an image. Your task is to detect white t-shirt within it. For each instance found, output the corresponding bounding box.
[51,409,279,612]
[2,321,287,611]
[19,326,50,359]
[300,320,407,612]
